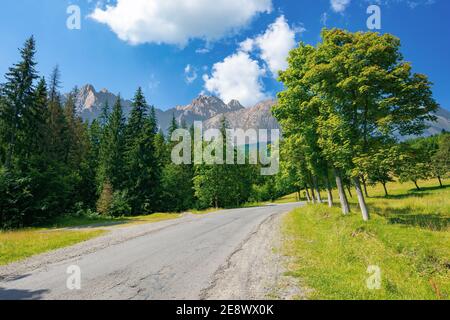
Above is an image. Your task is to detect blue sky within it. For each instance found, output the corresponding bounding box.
[0,0,448,110]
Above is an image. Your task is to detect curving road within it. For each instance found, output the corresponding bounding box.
[0,202,303,300]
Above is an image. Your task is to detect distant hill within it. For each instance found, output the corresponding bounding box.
[70,84,450,140]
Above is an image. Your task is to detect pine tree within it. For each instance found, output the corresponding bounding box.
[168,113,178,136]
[124,88,160,214]
[1,36,38,167]
[99,101,110,128]
[47,66,68,159]
[26,77,49,157]
[98,96,126,191]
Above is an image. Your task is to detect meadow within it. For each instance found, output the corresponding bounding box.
[282,178,450,300]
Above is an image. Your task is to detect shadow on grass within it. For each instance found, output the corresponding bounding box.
[372,185,449,200]
[371,205,449,231]
[373,192,431,200]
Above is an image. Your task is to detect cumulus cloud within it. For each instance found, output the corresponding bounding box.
[90,0,273,46]
[240,15,299,76]
[203,15,299,106]
[203,51,268,107]
[330,0,351,13]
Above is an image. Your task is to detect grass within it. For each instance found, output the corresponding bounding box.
[50,212,182,228]
[190,208,221,215]
[0,229,106,266]
[117,213,181,226]
[274,192,300,204]
[282,178,450,300]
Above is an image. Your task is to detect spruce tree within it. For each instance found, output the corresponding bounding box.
[98,96,126,191]
[1,36,38,167]
[124,88,160,214]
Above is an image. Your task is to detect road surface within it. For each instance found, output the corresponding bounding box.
[0,202,303,300]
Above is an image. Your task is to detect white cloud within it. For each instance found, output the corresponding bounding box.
[203,51,268,107]
[184,64,198,84]
[90,0,273,46]
[203,15,299,106]
[330,0,351,13]
[240,15,298,76]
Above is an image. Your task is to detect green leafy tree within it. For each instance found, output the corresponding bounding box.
[432,134,450,187]
[275,29,438,221]
[194,118,253,208]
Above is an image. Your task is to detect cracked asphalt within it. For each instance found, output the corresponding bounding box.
[0,202,303,300]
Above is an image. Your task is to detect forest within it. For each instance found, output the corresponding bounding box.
[0,30,449,229]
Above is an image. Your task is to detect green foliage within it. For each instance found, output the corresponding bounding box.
[98,96,126,191]
[193,119,254,209]
[96,181,114,215]
[0,167,32,229]
[273,29,439,220]
[109,190,132,217]
[0,34,444,229]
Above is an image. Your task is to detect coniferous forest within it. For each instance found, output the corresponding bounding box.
[0,37,280,229]
[1,33,449,229]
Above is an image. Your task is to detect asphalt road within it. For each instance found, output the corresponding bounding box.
[0,202,303,300]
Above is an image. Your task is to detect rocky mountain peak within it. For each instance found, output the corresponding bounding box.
[227,99,245,111]
[67,85,450,139]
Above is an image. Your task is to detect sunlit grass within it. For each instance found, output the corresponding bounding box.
[50,212,182,229]
[283,178,450,300]
[274,192,300,204]
[0,229,106,266]
[117,213,181,226]
[190,208,221,215]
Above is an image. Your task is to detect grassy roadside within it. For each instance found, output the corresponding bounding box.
[282,179,450,300]
[49,212,181,228]
[0,229,106,266]
[190,208,221,215]
[273,193,300,204]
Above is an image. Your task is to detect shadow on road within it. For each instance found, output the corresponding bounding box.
[0,287,49,300]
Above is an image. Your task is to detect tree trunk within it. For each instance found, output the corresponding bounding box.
[382,182,389,197]
[309,184,317,204]
[438,176,443,188]
[413,180,420,191]
[353,177,370,221]
[326,176,333,208]
[304,188,311,203]
[346,184,353,198]
[334,169,350,215]
[313,176,322,203]
[362,176,369,198]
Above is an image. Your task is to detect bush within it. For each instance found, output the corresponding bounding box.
[96,181,113,215]
[109,190,132,217]
[0,167,32,229]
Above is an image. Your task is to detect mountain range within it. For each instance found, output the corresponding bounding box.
[71,84,450,139]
